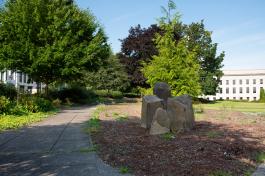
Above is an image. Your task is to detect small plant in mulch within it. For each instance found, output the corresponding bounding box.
[112,112,129,122]
[255,151,265,163]
[205,131,224,138]
[78,145,98,153]
[161,132,175,140]
[209,170,232,176]
[119,166,130,174]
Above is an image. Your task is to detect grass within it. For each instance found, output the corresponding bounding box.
[84,105,106,134]
[112,112,128,122]
[194,101,265,113]
[205,131,223,138]
[79,145,98,153]
[161,132,175,140]
[209,170,232,176]
[0,111,56,132]
[119,166,130,174]
[255,151,265,163]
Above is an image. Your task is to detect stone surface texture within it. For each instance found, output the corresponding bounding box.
[141,82,195,135]
[141,95,163,129]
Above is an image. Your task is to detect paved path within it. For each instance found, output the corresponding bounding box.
[0,106,127,176]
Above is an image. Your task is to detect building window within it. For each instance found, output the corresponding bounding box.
[226,97,229,100]
[253,79,256,84]
[24,74,27,83]
[220,97,223,100]
[246,79,249,84]
[226,80,229,85]
[254,97,257,101]
[233,97,236,100]
[240,97,243,100]
[247,97,250,101]
[246,87,249,93]
[240,87,243,93]
[27,86,33,93]
[0,72,4,81]
[220,80,222,85]
[18,72,22,83]
[239,79,242,85]
[253,87,256,93]
[233,80,236,85]
[219,88,222,94]
[261,79,263,84]
[19,85,25,92]
[213,97,216,100]
[233,87,236,94]
[226,88,229,94]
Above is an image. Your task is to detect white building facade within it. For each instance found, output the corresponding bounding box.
[205,69,265,101]
[0,70,42,94]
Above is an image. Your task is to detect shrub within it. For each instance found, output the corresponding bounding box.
[0,96,12,114]
[19,96,53,112]
[0,83,17,100]
[50,86,97,104]
[95,90,123,99]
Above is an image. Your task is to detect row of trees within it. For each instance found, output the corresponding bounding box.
[0,0,224,97]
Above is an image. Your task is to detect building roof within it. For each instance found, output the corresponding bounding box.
[223,69,265,76]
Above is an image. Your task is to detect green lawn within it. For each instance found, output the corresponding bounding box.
[0,112,56,132]
[194,101,265,113]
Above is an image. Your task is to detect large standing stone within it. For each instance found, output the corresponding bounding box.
[141,95,163,129]
[153,82,171,109]
[150,108,170,135]
[171,95,195,129]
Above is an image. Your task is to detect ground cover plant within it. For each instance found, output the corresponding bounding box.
[90,100,265,176]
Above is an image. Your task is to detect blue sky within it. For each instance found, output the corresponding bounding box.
[76,0,265,70]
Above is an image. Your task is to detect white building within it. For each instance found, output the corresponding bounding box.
[205,69,265,101]
[0,70,43,94]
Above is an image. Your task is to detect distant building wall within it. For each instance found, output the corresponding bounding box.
[204,69,265,101]
[0,70,44,94]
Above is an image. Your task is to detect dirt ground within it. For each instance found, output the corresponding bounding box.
[91,100,265,176]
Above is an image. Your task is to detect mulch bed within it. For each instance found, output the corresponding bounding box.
[91,106,265,176]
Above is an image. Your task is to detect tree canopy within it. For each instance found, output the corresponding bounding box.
[0,0,110,91]
[142,14,201,96]
[119,1,224,95]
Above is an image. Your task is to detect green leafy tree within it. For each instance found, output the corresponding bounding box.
[260,88,265,102]
[86,54,129,92]
[142,15,201,96]
[0,0,110,93]
[119,0,224,95]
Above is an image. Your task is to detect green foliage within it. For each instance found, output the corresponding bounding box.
[50,86,98,104]
[255,151,265,163]
[119,166,130,174]
[142,15,201,97]
[86,55,129,92]
[209,170,232,176]
[0,0,110,92]
[0,83,17,100]
[205,131,223,138]
[0,112,53,132]
[260,88,265,102]
[95,90,123,99]
[162,132,175,140]
[79,145,98,153]
[0,96,12,114]
[52,98,61,108]
[112,112,128,121]
[19,96,54,112]
[119,1,224,95]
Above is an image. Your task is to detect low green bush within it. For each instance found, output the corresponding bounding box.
[19,96,54,113]
[0,96,12,114]
[0,83,17,100]
[95,90,123,99]
[123,92,140,98]
[50,86,98,104]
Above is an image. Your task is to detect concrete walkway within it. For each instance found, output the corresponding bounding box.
[0,106,127,176]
